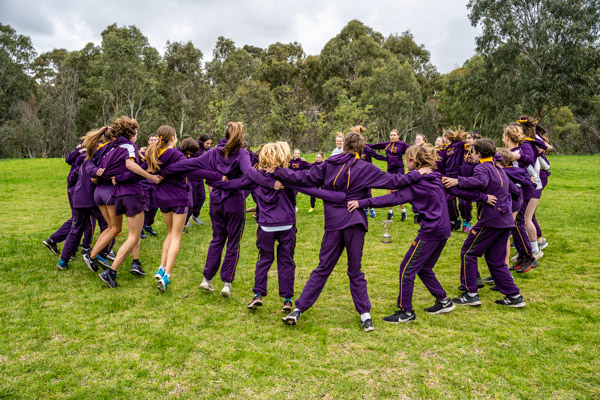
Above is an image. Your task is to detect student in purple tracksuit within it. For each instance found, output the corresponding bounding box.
[530,123,552,250]
[214,142,346,312]
[496,147,536,274]
[308,152,325,213]
[442,138,526,308]
[140,134,159,237]
[369,129,411,221]
[159,122,277,297]
[82,117,162,287]
[515,116,544,259]
[145,127,222,292]
[502,125,539,272]
[458,131,482,233]
[434,137,447,174]
[355,125,387,218]
[443,127,467,231]
[55,128,113,270]
[43,144,94,256]
[348,145,462,323]
[270,131,432,332]
[289,148,311,213]
[188,134,213,227]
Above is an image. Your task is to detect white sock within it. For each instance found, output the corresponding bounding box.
[293,308,302,315]
[402,209,407,213]
[360,312,371,322]
[165,273,171,279]
[468,292,478,297]
[388,210,393,214]
[531,241,539,253]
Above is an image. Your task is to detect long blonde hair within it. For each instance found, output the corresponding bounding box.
[223,122,244,159]
[259,141,291,169]
[82,126,111,160]
[405,145,437,170]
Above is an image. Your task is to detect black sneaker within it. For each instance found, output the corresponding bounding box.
[476,276,485,288]
[282,310,301,325]
[510,241,515,248]
[424,299,455,314]
[458,285,467,292]
[515,257,535,273]
[130,261,146,276]
[247,294,263,309]
[386,212,394,220]
[401,210,408,221]
[452,293,481,306]
[144,225,158,236]
[510,256,524,271]
[361,318,374,332]
[483,276,494,284]
[451,218,462,231]
[383,310,416,323]
[490,286,499,291]
[83,252,99,272]
[183,228,189,234]
[140,230,147,239]
[495,294,526,308]
[43,238,60,255]
[98,270,118,288]
[282,299,293,312]
[413,213,419,224]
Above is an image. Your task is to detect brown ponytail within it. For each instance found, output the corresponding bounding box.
[405,145,436,170]
[343,131,365,158]
[223,122,244,159]
[503,125,525,145]
[443,126,467,143]
[516,115,537,138]
[82,126,110,160]
[146,125,176,173]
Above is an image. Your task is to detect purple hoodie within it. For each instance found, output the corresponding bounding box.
[214,171,346,227]
[357,172,451,240]
[363,144,387,164]
[459,145,478,177]
[160,138,273,204]
[98,136,143,197]
[457,158,513,228]
[289,158,311,171]
[369,141,410,171]
[444,141,466,178]
[272,152,423,232]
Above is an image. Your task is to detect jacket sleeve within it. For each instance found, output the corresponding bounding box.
[212,176,258,191]
[368,142,387,150]
[447,187,488,203]
[286,183,346,203]
[65,148,81,165]
[272,162,326,188]
[357,187,414,209]
[457,166,489,190]
[364,164,423,189]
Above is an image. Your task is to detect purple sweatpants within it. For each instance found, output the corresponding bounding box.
[533,215,542,238]
[204,197,246,283]
[253,226,296,298]
[460,222,520,296]
[143,185,158,226]
[512,212,532,257]
[50,191,93,247]
[458,199,472,223]
[192,180,206,218]
[60,207,105,261]
[397,237,448,312]
[447,197,459,221]
[295,225,371,314]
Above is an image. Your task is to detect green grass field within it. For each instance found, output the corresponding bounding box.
[1,155,599,399]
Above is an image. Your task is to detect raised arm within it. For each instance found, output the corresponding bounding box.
[368,142,388,150]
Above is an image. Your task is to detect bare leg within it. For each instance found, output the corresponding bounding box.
[165,213,186,274]
[91,206,121,258]
[160,212,173,268]
[524,199,539,242]
[110,212,144,271]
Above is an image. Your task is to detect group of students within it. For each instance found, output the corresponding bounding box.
[43,115,552,332]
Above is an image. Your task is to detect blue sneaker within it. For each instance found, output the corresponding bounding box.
[96,255,112,269]
[157,274,170,292]
[56,259,69,270]
[369,208,376,218]
[364,209,369,217]
[140,230,148,239]
[98,270,118,288]
[130,261,146,277]
[154,266,165,280]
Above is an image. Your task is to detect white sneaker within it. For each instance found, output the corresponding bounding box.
[185,222,193,228]
[533,251,544,260]
[295,207,298,213]
[221,282,232,297]
[539,239,549,251]
[199,277,214,291]
[510,254,519,262]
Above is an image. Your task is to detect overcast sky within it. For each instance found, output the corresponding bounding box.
[1,0,481,73]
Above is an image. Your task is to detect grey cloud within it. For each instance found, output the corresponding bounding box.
[1,0,480,73]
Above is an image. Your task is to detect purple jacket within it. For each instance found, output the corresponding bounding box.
[369,141,410,172]
[358,172,451,240]
[444,141,465,178]
[215,171,346,227]
[502,165,533,213]
[289,158,311,171]
[457,158,513,228]
[160,138,271,204]
[435,146,447,175]
[513,141,536,169]
[459,145,478,177]
[153,148,191,208]
[273,152,423,232]
[72,157,98,209]
[98,136,143,197]
[66,147,85,189]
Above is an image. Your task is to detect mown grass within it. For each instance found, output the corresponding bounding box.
[0,155,599,399]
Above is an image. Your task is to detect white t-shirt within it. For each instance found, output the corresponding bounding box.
[331,147,343,156]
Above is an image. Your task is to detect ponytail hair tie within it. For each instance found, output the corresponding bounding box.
[157,136,163,145]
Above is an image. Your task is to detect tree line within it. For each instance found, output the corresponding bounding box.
[1,0,599,158]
